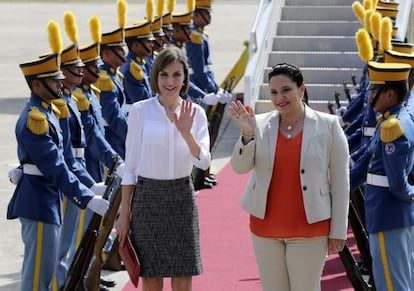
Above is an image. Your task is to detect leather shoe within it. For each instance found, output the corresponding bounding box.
[204,176,217,185]
[100,277,116,288]
[194,181,213,191]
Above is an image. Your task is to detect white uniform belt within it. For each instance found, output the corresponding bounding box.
[363,127,375,137]
[72,147,85,158]
[367,173,389,187]
[102,118,109,127]
[23,164,44,176]
[205,65,212,72]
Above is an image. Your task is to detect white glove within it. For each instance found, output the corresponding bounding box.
[8,167,23,185]
[335,106,346,117]
[202,92,219,105]
[217,91,232,104]
[87,196,109,216]
[90,182,107,196]
[115,162,125,178]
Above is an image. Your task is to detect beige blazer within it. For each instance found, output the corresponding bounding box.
[231,106,350,239]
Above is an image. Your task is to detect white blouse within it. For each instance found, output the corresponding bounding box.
[121,96,211,185]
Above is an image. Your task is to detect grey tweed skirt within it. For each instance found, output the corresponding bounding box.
[130,176,202,278]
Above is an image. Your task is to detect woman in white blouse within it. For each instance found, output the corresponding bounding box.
[115,47,211,291]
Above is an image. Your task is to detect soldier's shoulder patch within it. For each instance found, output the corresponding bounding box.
[51,98,69,119]
[72,88,90,112]
[95,70,115,92]
[27,106,48,135]
[91,84,101,94]
[130,61,144,80]
[380,115,404,143]
[191,30,203,45]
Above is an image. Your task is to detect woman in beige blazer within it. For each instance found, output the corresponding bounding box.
[228,63,350,291]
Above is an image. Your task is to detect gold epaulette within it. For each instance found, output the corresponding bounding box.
[91,84,101,101]
[191,30,203,45]
[130,61,144,80]
[72,88,91,112]
[117,69,124,82]
[380,115,404,143]
[51,98,70,119]
[27,106,48,135]
[95,70,115,92]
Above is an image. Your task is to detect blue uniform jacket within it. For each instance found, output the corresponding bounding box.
[73,84,118,182]
[96,63,128,159]
[365,105,414,233]
[342,71,369,125]
[120,51,152,104]
[58,88,95,188]
[7,94,94,225]
[186,25,218,93]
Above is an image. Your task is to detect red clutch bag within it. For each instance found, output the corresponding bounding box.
[118,235,141,287]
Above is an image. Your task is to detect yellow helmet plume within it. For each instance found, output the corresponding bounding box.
[187,0,195,12]
[356,29,373,62]
[157,0,165,17]
[370,12,381,40]
[117,0,128,29]
[168,0,176,13]
[147,0,154,22]
[89,16,101,44]
[63,11,79,44]
[380,17,392,51]
[352,1,365,25]
[48,20,63,54]
[364,0,372,10]
[364,9,373,34]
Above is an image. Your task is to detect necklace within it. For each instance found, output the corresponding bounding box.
[280,106,305,139]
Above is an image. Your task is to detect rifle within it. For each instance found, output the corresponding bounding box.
[339,244,374,291]
[327,101,334,114]
[62,156,120,291]
[351,75,357,86]
[83,179,122,290]
[334,91,341,110]
[343,81,352,103]
[209,76,236,150]
[339,188,376,291]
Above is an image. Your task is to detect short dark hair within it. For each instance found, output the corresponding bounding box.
[268,63,304,87]
[379,83,409,103]
[150,47,189,95]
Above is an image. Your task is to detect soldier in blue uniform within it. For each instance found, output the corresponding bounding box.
[168,9,206,101]
[120,20,155,105]
[6,20,109,291]
[96,0,128,160]
[186,0,218,94]
[362,61,414,290]
[53,12,108,288]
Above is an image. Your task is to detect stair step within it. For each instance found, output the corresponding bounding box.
[277,21,362,36]
[263,67,362,84]
[282,6,356,21]
[268,51,363,68]
[273,36,357,51]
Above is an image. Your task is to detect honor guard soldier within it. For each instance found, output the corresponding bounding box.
[120,15,155,104]
[362,61,414,291]
[145,0,168,75]
[96,0,128,160]
[186,0,218,94]
[54,11,108,288]
[162,0,175,43]
[7,20,108,291]
[168,0,206,101]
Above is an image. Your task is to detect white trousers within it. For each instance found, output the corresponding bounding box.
[252,234,328,291]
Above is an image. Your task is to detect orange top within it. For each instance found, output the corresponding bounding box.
[250,131,330,238]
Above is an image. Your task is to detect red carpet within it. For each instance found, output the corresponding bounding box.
[122,163,354,290]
